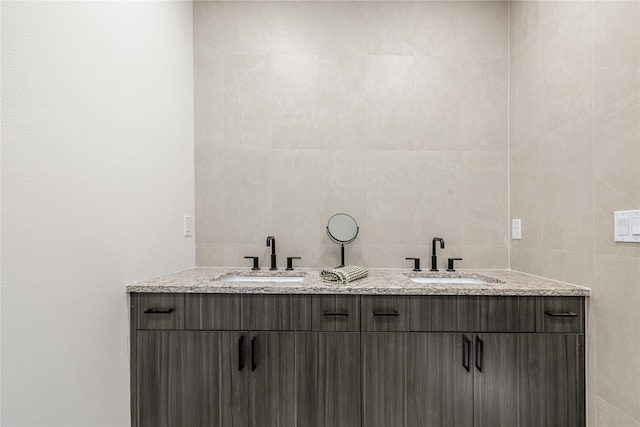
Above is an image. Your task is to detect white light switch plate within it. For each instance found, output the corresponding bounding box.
[512,219,522,240]
[614,210,640,242]
[184,215,193,237]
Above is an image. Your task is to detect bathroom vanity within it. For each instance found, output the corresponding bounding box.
[127,268,589,427]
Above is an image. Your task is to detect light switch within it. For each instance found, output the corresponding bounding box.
[618,217,629,236]
[184,215,193,237]
[614,210,640,243]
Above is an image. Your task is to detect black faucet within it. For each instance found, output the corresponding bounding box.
[431,237,445,271]
[266,236,277,270]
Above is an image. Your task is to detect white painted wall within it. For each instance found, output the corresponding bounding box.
[1,2,194,425]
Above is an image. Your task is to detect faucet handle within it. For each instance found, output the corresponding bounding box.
[405,257,421,272]
[447,258,462,272]
[244,256,260,271]
[286,257,301,271]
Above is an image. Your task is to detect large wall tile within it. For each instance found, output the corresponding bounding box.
[540,1,593,134]
[223,151,272,244]
[222,2,272,55]
[194,54,224,151]
[270,2,318,55]
[594,1,640,110]
[317,55,366,150]
[457,245,508,270]
[509,0,539,50]
[194,2,224,56]
[510,246,544,277]
[195,149,225,244]
[413,1,460,58]
[412,55,461,151]
[224,55,272,151]
[270,54,319,149]
[541,117,593,253]
[460,151,508,247]
[594,254,640,420]
[271,150,368,246]
[460,57,507,151]
[316,2,367,55]
[365,54,416,150]
[365,151,462,247]
[542,250,594,287]
[366,1,415,55]
[460,1,508,58]
[196,243,224,267]
[509,36,541,149]
[596,397,640,427]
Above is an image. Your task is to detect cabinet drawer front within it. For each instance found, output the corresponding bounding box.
[409,296,459,331]
[312,295,360,331]
[135,294,184,330]
[361,296,409,332]
[537,297,584,333]
[243,295,311,331]
[460,296,535,332]
[184,294,242,330]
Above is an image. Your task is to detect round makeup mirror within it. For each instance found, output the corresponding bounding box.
[326,213,359,267]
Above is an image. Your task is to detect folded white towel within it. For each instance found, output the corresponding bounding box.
[320,265,369,284]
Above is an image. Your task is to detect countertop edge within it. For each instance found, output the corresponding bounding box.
[125,268,591,297]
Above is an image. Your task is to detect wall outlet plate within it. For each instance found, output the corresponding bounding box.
[512,219,522,240]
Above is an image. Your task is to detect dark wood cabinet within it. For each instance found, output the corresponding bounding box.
[131,293,586,427]
[518,333,585,427]
[362,332,474,427]
[135,331,185,427]
[296,332,361,427]
[472,333,519,427]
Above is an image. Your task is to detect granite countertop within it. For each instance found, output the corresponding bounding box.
[126,267,590,297]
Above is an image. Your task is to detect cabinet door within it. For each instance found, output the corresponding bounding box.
[296,332,361,427]
[136,331,184,427]
[473,333,519,427]
[363,333,474,427]
[362,333,406,427]
[406,334,473,427]
[518,334,585,427]
[248,332,297,427]
[182,331,249,427]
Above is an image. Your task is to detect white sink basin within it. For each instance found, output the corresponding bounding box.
[224,276,305,283]
[410,277,487,285]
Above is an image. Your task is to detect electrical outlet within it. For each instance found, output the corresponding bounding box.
[184,215,193,237]
[512,219,522,240]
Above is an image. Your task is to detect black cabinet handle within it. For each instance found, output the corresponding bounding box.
[373,310,400,316]
[475,336,484,372]
[462,335,471,372]
[545,311,577,317]
[323,311,349,316]
[238,336,245,371]
[251,337,257,371]
[143,308,175,314]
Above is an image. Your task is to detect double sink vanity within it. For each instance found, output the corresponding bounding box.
[127,268,590,427]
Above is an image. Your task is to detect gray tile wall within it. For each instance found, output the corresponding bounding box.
[195,1,509,270]
[510,1,640,425]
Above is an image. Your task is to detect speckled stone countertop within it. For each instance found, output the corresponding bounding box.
[126,268,590,297]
